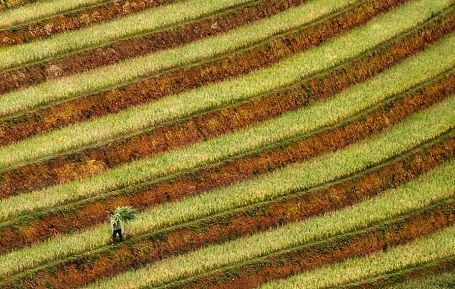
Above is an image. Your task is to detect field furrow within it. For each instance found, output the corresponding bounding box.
[0,0,118,29]
[0,76,451,252]
[0,0,43,12]
[385,269,455,289]
[340,259,455,289]
[0,11,452,177]
[0,0,300,95]
[0,98,452,280]
[0,1,451,146]
[0,0,349,74]
[0,60,454,252]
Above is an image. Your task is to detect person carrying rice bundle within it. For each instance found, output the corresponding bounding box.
[109,206,137,242]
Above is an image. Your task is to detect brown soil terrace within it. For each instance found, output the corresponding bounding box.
[0,0,312,92]
[3,167,454,288]
[0,0,412,113]
[0,76,453,254]
[164,202,455,289]
[0,12,452,200]
[343,258,455,289]
[0,0,181,47]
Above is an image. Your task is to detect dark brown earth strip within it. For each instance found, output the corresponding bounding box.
[341,258,455,289]
[0,10,452,199]
[0,0,181,47]
[0,0,311,93]
[0,73,452,254]
[163,202,455,289]
[3,167,454,288]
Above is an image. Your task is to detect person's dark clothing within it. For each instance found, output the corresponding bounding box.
[110,217,124,242]
[112,228,123,242]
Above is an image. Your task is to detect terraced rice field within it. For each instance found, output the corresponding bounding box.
[0,0,453,288]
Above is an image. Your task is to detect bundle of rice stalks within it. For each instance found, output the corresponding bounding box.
[110,206,138,226]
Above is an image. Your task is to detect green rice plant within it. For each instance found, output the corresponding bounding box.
[392,272,455,289]
[0,100,453,279]
[110,206,138,225]
[0,0,364,113]
[0,0,110,29]
[82,166,455,288]
[0,37,453,221]
[0,12,453,172]
[0,0,451,117]
[255,227,455,289]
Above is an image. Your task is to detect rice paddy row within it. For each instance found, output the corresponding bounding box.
[0,0,307,73]
[0,74,452,254]
[0,0,311,94]
[0,0,116,29]
[256,225,455,289]
[1,0,450,252]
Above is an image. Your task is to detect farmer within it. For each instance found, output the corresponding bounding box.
[110,211,124,242]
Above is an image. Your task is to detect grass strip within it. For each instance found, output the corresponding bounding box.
[0,0,305,73]
[0,0,365,114]
[0,0,112,29]
[0,11,453,172]
[0,39,453,220]
[81,164,455,289]
[255,226,455,289]
[0,99,453,279]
